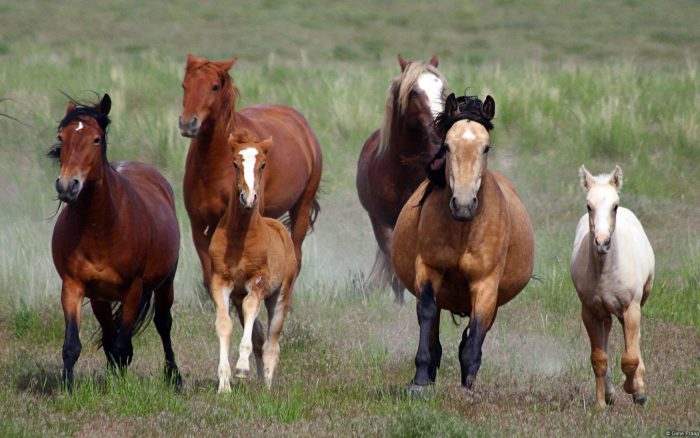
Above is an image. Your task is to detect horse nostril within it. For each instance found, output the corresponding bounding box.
[239,193,246,204]
[450,196,457,210]
[191,116,198,128]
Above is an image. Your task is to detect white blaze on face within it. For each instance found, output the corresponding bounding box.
[416,72,444,118]
[462,127,476,141]
[76,121,84,132]
[239,147,259,195]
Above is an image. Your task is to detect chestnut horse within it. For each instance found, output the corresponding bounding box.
[179,53,321,292]
[356,54,446,304]
[209,134,297,391]
[571,165,654,407]
[50,94,181,391]
[392,94,534,392]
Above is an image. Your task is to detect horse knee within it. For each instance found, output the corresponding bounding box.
[621,353,640,376]
[591,350,608,377]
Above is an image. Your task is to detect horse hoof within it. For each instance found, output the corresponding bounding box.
[235,368,249,379]
[605,392,615,406]
[408,382,434,398]
[633,394,647,405]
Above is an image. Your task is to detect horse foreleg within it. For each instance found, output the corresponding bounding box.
[621,301,646,405]
[263,282,293,388]
[154,273,182,388]
[428,310,442,383]
[192,223,213,292]
[233,300,264,379]
[459,278,498,390]
[211,274,234,393]
[90,299,116,368]
[582,305,611,408]
[235,279,264,379]
[61,277,85,393]
[409,262,443,393]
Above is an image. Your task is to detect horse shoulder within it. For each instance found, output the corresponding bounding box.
[615,208,655,283]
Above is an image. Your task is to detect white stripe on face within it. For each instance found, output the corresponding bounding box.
[462,127,476,141]
[239,147,258,193]
[416,72,444,118]
[76,121,84,132]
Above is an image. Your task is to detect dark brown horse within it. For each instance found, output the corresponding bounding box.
[356,54,446,304]
[392,94,534,393]
[179,54,322,292]
[50,94,181,391]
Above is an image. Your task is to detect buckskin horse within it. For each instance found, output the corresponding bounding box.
[209,134,297,391]
[50,94,181,391]
[392,93,534,392]
[179,54,322,292]
[356,54,446,304]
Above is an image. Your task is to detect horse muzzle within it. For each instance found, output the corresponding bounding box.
[179,115,200,138]
[450,196,478,222]
[594,236,611,255]
[55,178,82,203]
[239,192,258,210]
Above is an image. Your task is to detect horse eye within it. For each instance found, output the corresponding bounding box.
[93,137,101,145]
[260,162,266,170]
[484,145,491,154]
[232,162,238,169]
[212,84,220,91]
[409,90,419,97]
[586,204,592,212]
[57,135,63,143]
[613,204,619,212]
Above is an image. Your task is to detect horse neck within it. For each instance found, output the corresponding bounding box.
[221,191,265,239]
[71,162,123,233]
[192,92,236,171]
[388,117,436,159]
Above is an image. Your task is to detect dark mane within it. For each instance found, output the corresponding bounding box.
[418,94,494,207]
[48,95,111,161]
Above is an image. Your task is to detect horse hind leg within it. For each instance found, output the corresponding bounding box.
[262,282,293,388]
[153,273,182,388]
[288,177,321,273]
[368,216,404,305]
[90,299,117,368]
[112,279,146,371]
[621,301,646,405]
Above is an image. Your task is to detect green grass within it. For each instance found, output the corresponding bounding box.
[1,0,699,436]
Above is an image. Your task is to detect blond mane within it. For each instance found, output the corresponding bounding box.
[376,61,446,157]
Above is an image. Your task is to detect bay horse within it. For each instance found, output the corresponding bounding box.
[209,134,297,392]
[356,54,446,304]
[179,53,321,292]
[392,93,534,392]
[49,94,181,391]
[571,165,654,407]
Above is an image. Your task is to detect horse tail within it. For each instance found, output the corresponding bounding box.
[93,291,155,348]
[366,248,391,288]
[309,195,320,231]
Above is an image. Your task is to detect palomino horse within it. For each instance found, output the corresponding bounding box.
[392,93,534,392]
[571,165,654,407]
[357,54,446,304]
[50,94,181,391]
[209,134,297,391]
[179,53,321,292]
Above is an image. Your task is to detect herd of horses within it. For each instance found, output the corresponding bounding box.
[47,53,654,408]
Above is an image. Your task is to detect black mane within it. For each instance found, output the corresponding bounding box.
[48,95,111,161]
[418,94,495,207]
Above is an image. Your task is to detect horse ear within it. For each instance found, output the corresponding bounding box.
[481,95,495,120]
[218,56,238,72]
[98,94,111,116]
[579,165,594,191]
[444,93,459,117]
[397,53,408,72]
[429,54,439,67]
[65,101,77,115]
[259,137,273,155]
[611,165,623,190]
[186,52,198,66]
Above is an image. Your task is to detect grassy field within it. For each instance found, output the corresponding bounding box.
[1,0,699,436]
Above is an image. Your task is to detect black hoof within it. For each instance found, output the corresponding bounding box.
[164,365,183,390]
[633,394,647,405]
[605,392,615,406]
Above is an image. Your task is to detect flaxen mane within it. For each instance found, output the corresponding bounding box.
[375,61,446,158]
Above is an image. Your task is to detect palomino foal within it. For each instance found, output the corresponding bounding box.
[209,135,297,391]
[570,165,654,407]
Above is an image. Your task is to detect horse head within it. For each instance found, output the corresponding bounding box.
[228,133,272,210]
[180,53,238,138]
[428,93,495,221]
[579,165,623,254]
[51,94,111,203]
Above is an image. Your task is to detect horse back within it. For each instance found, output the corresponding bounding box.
[237,105,321,217]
